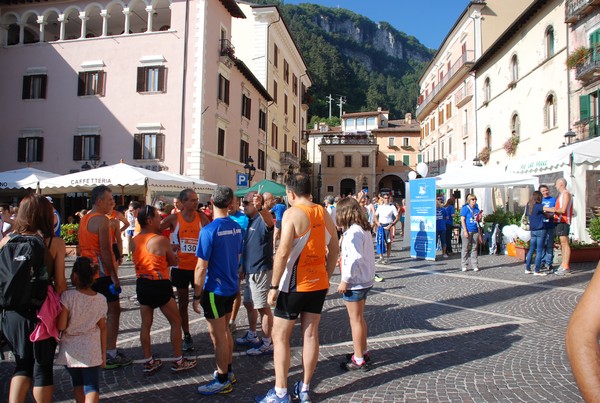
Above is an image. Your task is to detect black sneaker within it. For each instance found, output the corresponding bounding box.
[105,351,133,370]
[183,334,194,352]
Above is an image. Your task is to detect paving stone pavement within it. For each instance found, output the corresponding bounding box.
[1,238,596,402]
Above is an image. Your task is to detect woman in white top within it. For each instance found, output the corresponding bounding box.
[336,197,376,372]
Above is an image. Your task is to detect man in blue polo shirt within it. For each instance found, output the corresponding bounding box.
[235,191,275,356]
[539,184,556,273]
[193,186,243,396]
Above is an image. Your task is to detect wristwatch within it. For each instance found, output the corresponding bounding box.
[269,285,279,290]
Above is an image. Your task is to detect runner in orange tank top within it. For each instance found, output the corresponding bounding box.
[132,205,196,373]
[159,189,210,351]
[81,185,132,369]
[259,173,339,402]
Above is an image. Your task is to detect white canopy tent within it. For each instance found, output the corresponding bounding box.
[39,162,216,204]
[506,136,600,242]
[434,165,540,215]
[0,167,60,190]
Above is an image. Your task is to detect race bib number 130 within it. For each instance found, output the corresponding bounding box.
[180,239,197,254]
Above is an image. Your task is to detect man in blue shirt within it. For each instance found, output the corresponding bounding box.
[460,194,481,272]
[539,185,556,273]
[193,186,243,396]
[236,191,275,356]
[270,198,287,249]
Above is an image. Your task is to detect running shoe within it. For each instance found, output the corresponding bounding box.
[247,341,274,356]
[554,267,571,276]
[345,352,371,363]
[442,254,449,258]
[197,379,232,395]
[533,271,548,276]
[524,269,533,274]
[235,331,261,347]
[473,267,480,272]
[105,351,133,370]
[374,274,384,282]
[341,355,370,371]
[255,388,291,403]
[171,357,197,372]
[213,370,237,384]
[143,357,163,374]
[291,381,312,403]
[381,259,389,265]
[461,267,468,272]
[182,334,194,352]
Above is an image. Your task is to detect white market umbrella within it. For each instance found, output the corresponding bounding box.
[0,167,60,190]
[436,165,539,188]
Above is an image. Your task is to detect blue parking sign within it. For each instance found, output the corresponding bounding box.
[237,173,248,188]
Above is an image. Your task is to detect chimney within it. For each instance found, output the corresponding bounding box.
[405,113,412,124]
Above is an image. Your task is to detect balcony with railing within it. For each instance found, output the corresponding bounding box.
[455,82,473,108]
[416,51,475,120]
[320,133,376,146]
[219,39,236,59]
[280,151,299,168]
[575,55,600,83]
[565,0,600,23]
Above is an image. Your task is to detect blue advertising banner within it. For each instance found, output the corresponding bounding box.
[409,177,437,261]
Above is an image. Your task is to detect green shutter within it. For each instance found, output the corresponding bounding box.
[580,95,590,122]
[403,155,410,166]
[590,30,600,62]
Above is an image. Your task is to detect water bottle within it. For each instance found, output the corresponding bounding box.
[109,284,122,295]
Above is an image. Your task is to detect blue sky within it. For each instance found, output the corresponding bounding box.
[283,0,471,49]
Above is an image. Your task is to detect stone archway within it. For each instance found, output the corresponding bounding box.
[340,178,356,196]
[378,175,405,198]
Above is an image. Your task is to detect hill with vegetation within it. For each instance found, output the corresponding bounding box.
[247,0,435,122]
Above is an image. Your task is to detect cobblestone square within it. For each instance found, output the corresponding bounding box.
[1,242,593,402]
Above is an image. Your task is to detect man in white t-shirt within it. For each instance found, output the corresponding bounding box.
[374,194,399,264]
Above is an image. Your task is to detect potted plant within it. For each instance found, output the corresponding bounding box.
[478,146,491,164]
[566,46,590,70]
[60,223,80,257]
[503,133,520,156]
[514,237,530,261]
[588,216,600,243]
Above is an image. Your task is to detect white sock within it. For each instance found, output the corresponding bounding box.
[275,386,287,398]
[353,355,365,365]
[262,337,272,346]
[301,382,310,392]
[248,330,257,338]
[174,356,183,364]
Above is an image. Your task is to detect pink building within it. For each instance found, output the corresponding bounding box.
[0,0,286,190]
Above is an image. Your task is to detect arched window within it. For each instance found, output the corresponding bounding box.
[483,77,491,102]
[485,128,492,148]
[511,113,521,136]
[510,55,518,82]
[544,94,557,129]
[545,26,555,58]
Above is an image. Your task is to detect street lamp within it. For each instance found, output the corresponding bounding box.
[473,156,483,167]
[244,156,256,184]
[564,130,576,145]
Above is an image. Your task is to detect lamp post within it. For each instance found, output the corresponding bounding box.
[564,130,576,145]
[243,156,256,185]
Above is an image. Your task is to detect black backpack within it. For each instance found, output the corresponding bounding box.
[0,234,48,311]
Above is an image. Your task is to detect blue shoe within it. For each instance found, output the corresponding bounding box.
[213,370,236,384]
[255,388,291,403]
[197,378,232,395]
[292,381,312,403]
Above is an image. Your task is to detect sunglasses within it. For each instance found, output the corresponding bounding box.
[242,200,250,206]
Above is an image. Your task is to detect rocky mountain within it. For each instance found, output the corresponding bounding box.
[248,0,434,120]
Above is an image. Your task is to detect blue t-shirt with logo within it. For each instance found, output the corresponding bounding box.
[436,207,447,231]
[541,196,556,229]
[460,204,480,233]
[270,203,287,221]
[196,217,243,296]
[445,204,455,227]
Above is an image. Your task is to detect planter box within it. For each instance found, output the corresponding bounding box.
[570,247,600,263]
[515,245,529,261]
[65,245,80,257]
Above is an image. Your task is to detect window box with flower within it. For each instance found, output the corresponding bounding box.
[60,223,80,257]
[478,146,491,164]
[503,134,520,156]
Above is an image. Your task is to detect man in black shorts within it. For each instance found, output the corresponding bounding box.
[257,173,339,403]
[193,186,243,395]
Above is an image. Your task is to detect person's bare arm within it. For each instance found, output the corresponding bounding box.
[198,211,211,227]
[323,210,340,279]
[57,303,69,331]
[567,261,600,402]
[268,208,297,305]
[97,216,118,287]
[461,216,468,237]
[51,236,67,295]
[159,214,176,231]
[98,317,107,368]
[163,237,178,266]
[255,194,274,228]
[193,258,208,314]
[545,193,572,214]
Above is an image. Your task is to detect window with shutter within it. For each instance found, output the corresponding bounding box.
[133,133,142,159]
[18,137,43,162]
[137,67,165,93]
[403,155,410,166]
[22,75,47,99]
[78,71,105,96]
[217,128,225,156]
